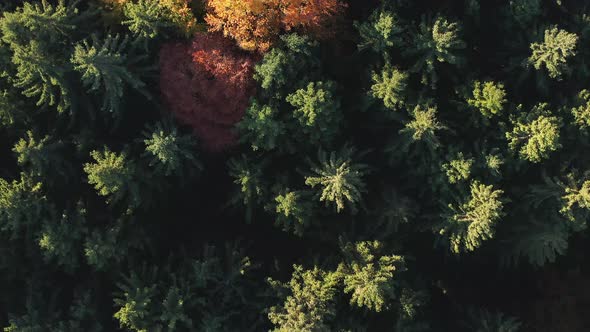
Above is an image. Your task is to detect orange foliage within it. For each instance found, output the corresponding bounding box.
[205,0,346,53]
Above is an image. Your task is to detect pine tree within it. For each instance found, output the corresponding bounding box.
[113,270,159,331]
[38,205,86,271]
[439,181,505,253]
[466,81,507,118]
[355,10,403,54]
[268,265,340,332]
[0,89,27,127]
[506,103,561,163]
[405,16,466,88]
[83,147,140,207]
[305,146,368,213]
[12,130,65,177]
[0,172,46,237]
[442,152,474,184]
[571,89,590,133]
[237,101,286,152]
[274,190,313,236]
[71,34,147,117]
[371,63,408,111]
[400,105,446,149]
[228,155,266,222]
[528,26,578,79]
[508,0,542,27]
[122,0,174,41]
[337,240,406,312]
[286,81,342,146]
[463,308,522,332]
[141,120,201,177]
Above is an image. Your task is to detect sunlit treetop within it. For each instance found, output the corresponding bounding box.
[528,26,578,79]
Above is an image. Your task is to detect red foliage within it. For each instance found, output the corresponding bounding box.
[160,33,257,151]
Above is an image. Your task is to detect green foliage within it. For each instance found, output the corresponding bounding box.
[38,207,86,271]
[571,89,590,133]
[0,89,26,127]
[228,155,266,222]
[337,240,406,312]
[237,100,286,152]
[370,63,408,110]
[506,103,561,163]
[400,105,445,148]
[528,26,578,79]
[268,265,340,332]
[113,271,159,331]
[71,34,147,116]
[13,130,65,177]
[84,147,140,207]
[463,308,522,332]
[466,81,507,118]
[305,146,368,213]
[505,220,569,267]
[440,181,505,253]
[442,152,474,184]
[0,172,45,236]
[509,0,542,26]
[274,190,313,236]
[355,10,403,54]
[141,120,201,177]
[122,0,174,40]
[406,16,466,88]
[286,81,342,146]
[84,227,124,270]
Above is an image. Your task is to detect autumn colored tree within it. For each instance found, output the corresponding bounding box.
[160,32,257,150]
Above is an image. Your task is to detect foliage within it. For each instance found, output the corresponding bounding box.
[371,64,408,110]
[466,81,507,118]
[528,26,578,79]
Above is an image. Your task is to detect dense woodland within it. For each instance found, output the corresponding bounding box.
[1,0,590,331]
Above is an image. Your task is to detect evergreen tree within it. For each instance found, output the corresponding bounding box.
[122,0,174,41]
[466,81,507,119]
[337,240,406,312]
[442,152,474,184]
[141,120,201,177]
[237,101,286,152]
[528,26,578,79]
[274,190,313,236]
[506,103,561,163]
[12,130,65,177]
[571,89,590,133]
[38,205,86,271]
[439,181,505,253]
[405,15,466,88]
[113,270,159,331]
[228,155,266,222]
[355,10,403,55]
[268,265,340,332]
[71,34,147,117]
[305,146,368,213]
[370,63,408,111]
[83,147,140,208]
[400,104,446,149]
[0,172,46,237]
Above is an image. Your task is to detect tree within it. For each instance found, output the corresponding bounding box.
[508,0,542,27]
[237,101,286,152]
[122,0,174,41]
[463,308,522,332]
[38,205,86,271]
[268,265,340,332]
[305,146,368,213]
[228,155,266,222]
[337,240,406,312]
[442,152,474,184]
[571,89,590,133]
[71,34,147,118]
[355,10,403,54]
[439,181,505,253]
[286,81,342,146]
[274,190,313,236]
[528,26,578,79]
[141,120,201,177]
[466,81,507,118]
[12,130,66,177]
[159,32,256,150]
[83,147,140,207]
[405,16,466,88]
[370,64,408,111]
[400,105,446,149]
[280,0,346,39]
[113,270,159,331]
[0,172,46,237]
[506,103,561,163]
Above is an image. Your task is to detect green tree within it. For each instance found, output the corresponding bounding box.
[228,155,266,222]
[83,147,140,207]
[571,89,590,133]
[122,0,174,41]
[268,265,340,332]
[439,181,505,253]
[400,105,446,149]
[237,100,286,152]
[442,152,474,184]
[71,34,147,117]
[305,146,368,213]
[286,81,342,146]
[466,81,507,118]
[506,103,561,163]
[370,63,408,111]
[528,26,578,79]
[12,130,65,177]
[337,240,406,312]
[508,0,542,27]
[274,190,313,236]
[405,16,466,88]
[0,172,46,236]
[38,206,86,271]
[113,270,159,331]
[463,308,522,332]
[141,120,201,177]
[354,10,403,54]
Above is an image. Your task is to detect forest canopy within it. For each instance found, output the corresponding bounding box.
[1,0,590,331]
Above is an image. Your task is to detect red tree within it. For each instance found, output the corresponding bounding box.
[160,33,257,150]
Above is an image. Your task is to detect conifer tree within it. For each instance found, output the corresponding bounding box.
[528,26,578,79]
[337,240,406,312]
[371,64,408,111]
[463,308,522,332]
[268,265,340,332]
[71,34,147,117]
[400,105,446,149]
[141,120,201,177]
[506,103,561,163]
[113,270,159,331]
[0,172,46,237]
[508,0,542,27]
[355,10,403,54]
[274,190,313,236]
[38,206,86,271]
[571,89,590,133]
[122,0,174,41]
[466,81,507,118]
[228,155,266,222]
[405,16,466,88]
[305,146,368,213]
[12,130,65,177]
[83,147,140,207]
[442,152,474,184]
[439,181,505,253]
[286,81,342,146]
[237,101,286,152]
[0,89,27,127]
